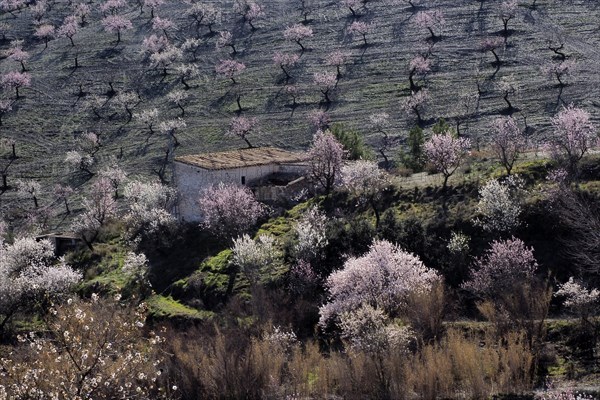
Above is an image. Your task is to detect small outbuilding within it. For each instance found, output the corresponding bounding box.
[174,147,309,222]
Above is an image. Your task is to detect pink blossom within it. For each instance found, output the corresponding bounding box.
[198,182,266,239]
[308,130,344,193]
[319,239,441,326]
[347,21,370,45]
[308,109,330,130]
[1,71,31,98]
[152,16,174,34]
[463,237,537,297]
[490,116,526,175]
[57,16,79,46]
[414,10,445,38]
[34,24,55,47]
[215,59,246,84]
[226,116,259,148]
[313,71,337,102]
[549,104,596,174]
[101,15,133,43]
[284,24,313,50]
[424,131,471,188]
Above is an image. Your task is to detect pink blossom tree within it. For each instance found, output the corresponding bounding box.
[319,239,441,326]
[0,99,13,126]
[167,89,189,117]
[123,179,177,240]
[143,0,164,18]
[34,24,55,48]
[5,43,29,72]
[347,21,370,46]
[541,59,576,87]
[481,37,504,65]
[216,31,237,54]
[273,52,299,81]
[174,63,199,89]
[414,10,445,39]
[340,0,362,17]
[57,15,80,46]
[369,112,398,168]
[408,54,431,92]
[72,176,118,250]
[308,109,330,131]
[308,129,344,194]
[284,24,313,51]
[490,116,527,175]
[226,116,259,148]
[53,184,74,214]
[340,160,390,227]
[0,236,81,331]
[498,0,517,38]
[313,71,337,103]
[463,237,537,298]
[100,0,126,15]
[186,3,221,33]
[325,50,349,79]
[549,105,597,175]
[198,182,266,239]
[152,15,174,37]
[0,0,26,17]
[234,0,264,30]
[158,118,186,147]
[101,15,133,43]
[1,71,31,98]
[402,89,429,125]
[216,59,246,84]
[424,131,471,189]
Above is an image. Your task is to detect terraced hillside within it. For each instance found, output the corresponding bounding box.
[0,0,599,225]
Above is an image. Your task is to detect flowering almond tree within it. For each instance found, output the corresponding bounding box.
[72,177,118,250]
[216,31,237,54]
[123,179,177,240]
[57,15,79,46]
[273,52,299,81]
[463,237,537,298]
[402,89,429,125]
[541,59,576,87]
[340,160,389,227]
[186,3,221,33]
[0,295,172,399]
[284,24,313,51]
[424,131,471,189]
[490,116,526,175]
[555,277,599,322]
[499,0,517,37]
[325,51,349,79]
[0,236,81,331]
[1,71,31,98]
[319,239,441,326]
[308,130,344,194]
[481,37,504,65]
[234,0,264,30]
[313,71,337,103]
[216,59,246,84]
[198,182,266,240]
[474,176,525,233]
[226,116,259,148]
[5,43,29,71]
[347,21,370,46]
[414,10,445,39]
[549,105,597,175]
[408,55,431,92]
[34,24,55,48]
[101,15,133,43]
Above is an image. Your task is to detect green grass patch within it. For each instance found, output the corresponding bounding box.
[147,294,214,321]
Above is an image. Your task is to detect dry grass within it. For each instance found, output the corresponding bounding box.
[166,325,535,400]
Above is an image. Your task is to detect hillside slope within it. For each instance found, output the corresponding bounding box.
[0,0,599,224]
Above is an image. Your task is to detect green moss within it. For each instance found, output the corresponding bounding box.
[147,295,214,320]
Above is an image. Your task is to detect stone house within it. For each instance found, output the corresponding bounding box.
[173,147,308,222]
